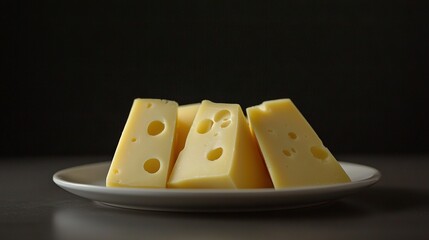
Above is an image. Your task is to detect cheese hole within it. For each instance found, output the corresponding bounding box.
[288,132,297,140]
[197,119,214,134]
[311,146,329,160]
[214,110,231,122]
[146,102,152,108]
[282,149,291,157]
[113,169,119,175]
[291,148,296,153]
[207,147,223,161]
[144,158,160,174]
[131,137,137,142]
[220,120,231,128]
[147,120,165,136]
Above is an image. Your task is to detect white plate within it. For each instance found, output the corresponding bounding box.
[53,161,381,212]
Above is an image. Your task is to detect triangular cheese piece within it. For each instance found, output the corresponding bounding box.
[246,99,350,188]
[106,99,178,188]
[168,100,272,188]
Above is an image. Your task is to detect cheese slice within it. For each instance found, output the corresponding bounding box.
[176,103,200,156]
[246,99,350,188]
[168,100,273,189]
[106,99,178,188]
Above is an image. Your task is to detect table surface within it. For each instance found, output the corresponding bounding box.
[1,155,428,240]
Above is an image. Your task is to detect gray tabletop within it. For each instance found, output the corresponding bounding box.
[1,155,428,239]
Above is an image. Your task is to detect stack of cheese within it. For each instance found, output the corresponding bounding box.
[106,99,350,189]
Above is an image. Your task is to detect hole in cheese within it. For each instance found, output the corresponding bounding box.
[310,146,329,160]
[220,119,231,128]
[197,119,214,134]
[146,103,152,108]
[131,137,137,142]
[282,149,291,157]
[288,132,297,140]
[214,110,231,122]
[144,158,161,174]
[147,120,165,136]
[207,147,223,161]
[113,169,119,175]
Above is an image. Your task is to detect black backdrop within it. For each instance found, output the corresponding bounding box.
[2,0,428,157]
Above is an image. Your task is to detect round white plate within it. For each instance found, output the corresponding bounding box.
[53,161,381,212]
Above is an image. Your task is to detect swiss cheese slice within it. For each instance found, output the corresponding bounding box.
[168,100,273,188]
[246,99,350,188]
[106,99,178,188]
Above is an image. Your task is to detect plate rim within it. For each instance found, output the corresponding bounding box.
[53,161,381,195]
[53,161,381,212]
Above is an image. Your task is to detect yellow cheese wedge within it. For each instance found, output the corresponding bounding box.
[168,100,273,189]
[246,99,351,188]
[176,103,200,156]
[106,99,178,188]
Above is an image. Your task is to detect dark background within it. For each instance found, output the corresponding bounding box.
[2,0,428,157]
